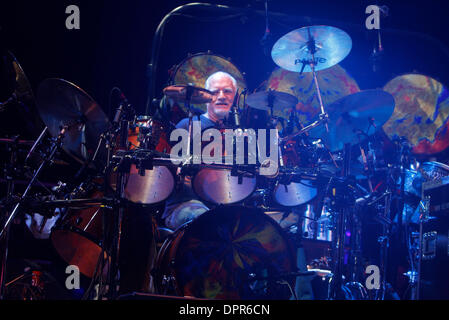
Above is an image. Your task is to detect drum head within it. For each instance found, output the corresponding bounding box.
[124,165,175,205]
[193,168,257,205]
[171,206,296,299]
[383,74,449,155]
[171,53,247,113]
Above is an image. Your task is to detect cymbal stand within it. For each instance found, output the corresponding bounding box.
[265,93,284,168]
[329,143,352,299]
[299,28,329,132]
[0,126,67,299]
[100,105,133,300]
[185,84,198,164]
[0,136,20,299]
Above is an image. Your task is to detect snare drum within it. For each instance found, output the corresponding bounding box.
[154,206,296,299]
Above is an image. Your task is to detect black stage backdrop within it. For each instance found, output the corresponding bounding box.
[1,0,449,125]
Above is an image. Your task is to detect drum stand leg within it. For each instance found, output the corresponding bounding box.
[329,143,352,300]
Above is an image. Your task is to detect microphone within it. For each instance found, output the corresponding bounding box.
[231,89,240,128]
[260,0,273,56]
[113,89,133,125]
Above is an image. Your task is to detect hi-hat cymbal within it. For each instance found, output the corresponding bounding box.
[382,74,449,155]
[246,90,298,111]
[271,25,352,73]
[36,79,109,163]
[310,90,395,151]
[163,85,213,105]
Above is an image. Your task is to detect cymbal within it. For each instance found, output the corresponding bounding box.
[36,79,109,163]
[163,85,213,105]
[382,74,449,155]
[0,52,44,139]
[246,90,298,111]
[271,25,352,73]
[267,64,360,124]
[310,90,395,151]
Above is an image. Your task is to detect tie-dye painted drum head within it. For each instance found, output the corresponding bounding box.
[171,52,247,112]
[383,74,449,155]
[267,64,360,125]
[155,206,296,299]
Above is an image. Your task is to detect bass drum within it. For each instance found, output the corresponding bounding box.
[154,206,296,299]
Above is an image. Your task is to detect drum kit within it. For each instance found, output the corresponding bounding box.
[1,24,449,301]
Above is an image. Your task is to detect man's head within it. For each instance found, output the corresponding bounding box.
[205,71,237,122]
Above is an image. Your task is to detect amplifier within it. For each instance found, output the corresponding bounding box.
[419,177,449,299]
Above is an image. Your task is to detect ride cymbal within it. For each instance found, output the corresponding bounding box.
[36,78,109,163]
[310,89,395,151]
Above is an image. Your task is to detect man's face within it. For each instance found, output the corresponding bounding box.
[206,75,237,120]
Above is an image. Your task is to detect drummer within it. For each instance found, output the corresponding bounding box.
[162,71,238,230]
[175,71,237,130]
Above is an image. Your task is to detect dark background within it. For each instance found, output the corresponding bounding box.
[1,0,449,120]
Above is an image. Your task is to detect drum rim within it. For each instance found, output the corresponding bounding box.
[50,224,103,247]
[191,167,257,205]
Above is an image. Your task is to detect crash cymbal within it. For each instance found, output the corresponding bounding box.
[267,64,360,124]
[271,25,352,73]
[382,74,449,155]
[246,90,298,111]
[310,90,395,151]
[36,79,109,163]
[163,84,213,105]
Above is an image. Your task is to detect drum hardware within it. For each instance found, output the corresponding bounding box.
[0,123,70,298]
